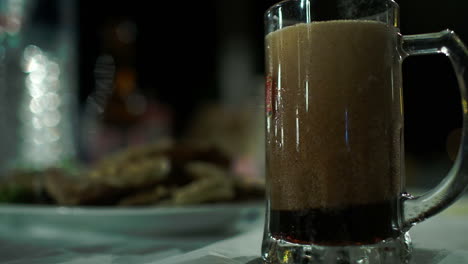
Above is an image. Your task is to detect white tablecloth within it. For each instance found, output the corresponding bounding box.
[1,198,467,264]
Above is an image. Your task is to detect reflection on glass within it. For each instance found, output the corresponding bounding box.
[18,44,73,168]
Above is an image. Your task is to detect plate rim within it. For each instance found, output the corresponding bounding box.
[0,201,264,216]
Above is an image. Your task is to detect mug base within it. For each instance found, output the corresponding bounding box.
[261,232,412,264]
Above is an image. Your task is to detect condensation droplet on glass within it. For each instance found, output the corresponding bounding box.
[48,81,59,92]
[22,45,42,72]
[44,92,61,110]
[29,97,43,114]
[46,61,60,81]
[29,67,47,83]
[26,79,44,98]
[32,117,42,129]
[33,134,44,145]
[43,110,61,127]
[44,127,60,142]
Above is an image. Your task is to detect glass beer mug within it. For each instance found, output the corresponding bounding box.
[262,0,468,263]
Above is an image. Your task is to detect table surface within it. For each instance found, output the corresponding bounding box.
[0,196,467,264]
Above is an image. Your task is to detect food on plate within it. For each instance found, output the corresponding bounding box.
[0,141,264,206]
[0,170,46,204]
[169,162,235,205]
[87,141,172,188]
[44,169,135,206]
[118,186,171,206]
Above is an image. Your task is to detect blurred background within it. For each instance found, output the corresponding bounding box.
[0,0,467,195]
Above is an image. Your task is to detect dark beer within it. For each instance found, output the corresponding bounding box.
[265,20,403,245]
[269,200,400,246]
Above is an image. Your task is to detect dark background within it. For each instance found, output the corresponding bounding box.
[76,0,467,186]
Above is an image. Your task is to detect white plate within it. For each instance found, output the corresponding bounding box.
[0,202,264,236]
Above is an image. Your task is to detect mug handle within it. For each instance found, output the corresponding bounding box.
[400,30,468,230]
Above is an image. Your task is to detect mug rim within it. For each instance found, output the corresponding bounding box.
[264,0,400,23]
